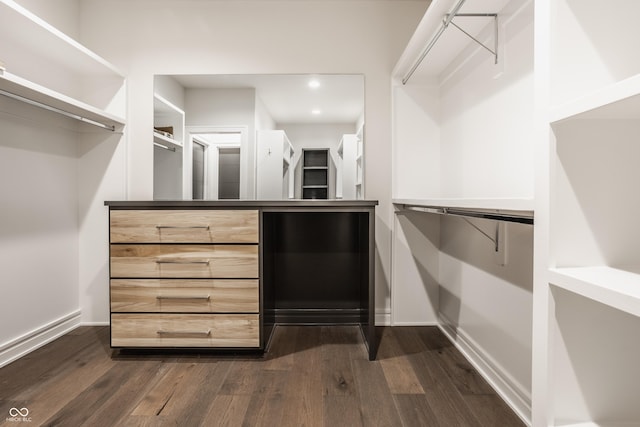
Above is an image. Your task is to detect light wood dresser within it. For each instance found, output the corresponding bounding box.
[106,200,378,360]
[109,208,261,349]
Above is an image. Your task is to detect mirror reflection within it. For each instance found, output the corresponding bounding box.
[153,74,364,200]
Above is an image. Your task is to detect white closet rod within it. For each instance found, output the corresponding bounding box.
[402,0,467,85]
[0,88,116,132]
[401,205,534,225]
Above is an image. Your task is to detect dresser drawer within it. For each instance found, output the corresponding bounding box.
[110,279,259,313]
[110,210,259,243]
[110,245,259,278]
[111,313,260,347]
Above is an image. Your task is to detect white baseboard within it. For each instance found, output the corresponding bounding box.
[437,315,532,427]
[375,309,391,326]
[391,321,439,326]
[80,321,109,326]
[0,310,81,369]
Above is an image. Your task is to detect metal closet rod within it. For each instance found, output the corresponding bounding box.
[401,205,534,225]
[153,142,176,152]
[0,88,116,132]
[402,0,499,85]
[402,0,467,85]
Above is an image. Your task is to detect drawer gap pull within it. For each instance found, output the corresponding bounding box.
[155,260,210,265]
[156,225,210,230]
[156,295,211,301]
[157,329,211,337]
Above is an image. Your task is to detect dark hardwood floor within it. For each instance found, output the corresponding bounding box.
[0,326,525,426]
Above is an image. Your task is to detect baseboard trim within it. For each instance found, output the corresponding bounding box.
[80,321,109,327]
[437,315,532,427]
[375,310,391,326]
[390,321,439,326]
[0,310,81,369]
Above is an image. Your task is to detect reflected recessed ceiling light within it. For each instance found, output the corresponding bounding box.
[312,109,322,115]
[308,79,320,89]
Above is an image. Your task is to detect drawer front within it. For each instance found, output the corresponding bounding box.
[110,245,259,278]
[110,210,259,243]
[111,313,260,347]
[110,279,259,313]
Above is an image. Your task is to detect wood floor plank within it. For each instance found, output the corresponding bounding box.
[323,394,364,427]
[378,328,425,395]
[4,330,115,426]
[41,360,155,426]
[262,325,296,371]
[351,357,404,427]
[242,391,286,427]
[463,394,526,427]
[436,345,496,396]
[130,361,195,416]
[393,394,441,427]
[321,326,359,396]
[200,394,252,427]
[0,325,526,427]
[82,360,166,427]
[280,326,323,427]
[152,360,234,426]
[0,326,108,400]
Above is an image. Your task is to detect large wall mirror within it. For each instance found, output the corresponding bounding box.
[153,74,365,201]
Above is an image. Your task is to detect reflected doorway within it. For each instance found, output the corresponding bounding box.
[192,140,205,199]
[218,147,240,199]
[187,128,245,200]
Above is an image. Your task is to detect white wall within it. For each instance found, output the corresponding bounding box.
[255,95,276,132]
[0,99,79,347]
[14,0,80,39]
[79,0,429,322]
[439,5,534,199]
[392,84,441,198]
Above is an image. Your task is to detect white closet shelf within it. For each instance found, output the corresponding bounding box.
[393,198,534,225]
[0,72,125,129]
[0,0,123,77]
[549,266,640,318]
[393,198,534,211]
[550,73,640,123]
[153,131,182,149]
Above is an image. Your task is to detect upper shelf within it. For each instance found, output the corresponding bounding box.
[0,0,122,78]
[549,266,640,319]
[550,73,640,123]
[0,71,125,130]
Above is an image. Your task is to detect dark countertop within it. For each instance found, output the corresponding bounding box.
[105,199,378,209]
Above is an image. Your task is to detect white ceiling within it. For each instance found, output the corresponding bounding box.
[170,74,364,124]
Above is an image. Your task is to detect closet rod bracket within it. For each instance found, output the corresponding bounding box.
[444,13,498,65]
[461,217,507,265]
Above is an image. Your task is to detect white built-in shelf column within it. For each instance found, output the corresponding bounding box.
[256,130,295,199]
[538,0,640,426]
